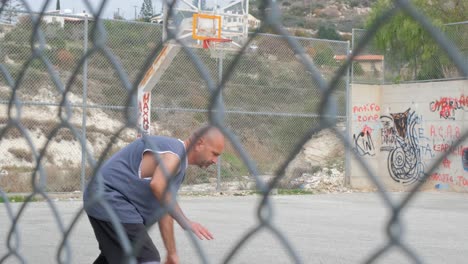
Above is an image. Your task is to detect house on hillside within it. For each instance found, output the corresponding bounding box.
[38,9,94,40]
[151,13,260,30]
[248,14,261,29]
[150,14,163,24]
[41,9,93,27]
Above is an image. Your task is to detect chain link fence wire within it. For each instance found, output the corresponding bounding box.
[0,11,349,193]
[0,0,467,263]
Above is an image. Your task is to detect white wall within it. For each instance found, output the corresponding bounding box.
[350,80,468,192]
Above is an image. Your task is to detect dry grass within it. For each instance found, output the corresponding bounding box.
[0,166,33,193]
[0,165,93,193]
[45,165,82,192]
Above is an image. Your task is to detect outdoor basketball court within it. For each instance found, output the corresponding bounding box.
[0,0,467,263]
[1,192,467,263]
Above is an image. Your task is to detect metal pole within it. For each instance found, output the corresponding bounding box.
[162,1,167,42]
[351,28,355,84]
[81,14,89,193]
[344,40,351,186]
[382,58,385,84]
[216,56,224,191]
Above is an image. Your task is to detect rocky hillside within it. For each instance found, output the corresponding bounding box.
[251,0,377,35]
[0,85,348,193]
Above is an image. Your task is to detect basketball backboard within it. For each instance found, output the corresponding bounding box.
[163,0,249,48]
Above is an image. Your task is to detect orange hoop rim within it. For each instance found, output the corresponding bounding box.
[202,37,232,49]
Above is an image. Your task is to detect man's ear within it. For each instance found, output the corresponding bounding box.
[194,137,205,149]
[198,137,205,146]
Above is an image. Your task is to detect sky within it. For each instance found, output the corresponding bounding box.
[23,0,163,20]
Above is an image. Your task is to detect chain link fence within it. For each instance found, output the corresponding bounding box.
[352,21,467,84]
[0,12,349,193]
[0,0,467,263]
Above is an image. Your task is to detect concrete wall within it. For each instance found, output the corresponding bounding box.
[350,80,468,192]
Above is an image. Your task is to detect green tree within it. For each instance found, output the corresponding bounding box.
[366,0,467,80]
[317,24,341,40]
[139,0,154,22]
[313,45,338,66]
[430,0,468,23]
[248,0,262,21]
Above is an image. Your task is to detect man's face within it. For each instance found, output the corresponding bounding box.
[194,137,224,169]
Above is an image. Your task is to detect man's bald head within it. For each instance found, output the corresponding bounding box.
[186,125,225,168]
[190,125,224,144]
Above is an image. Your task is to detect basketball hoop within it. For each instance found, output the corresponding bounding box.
[203,38,233,59]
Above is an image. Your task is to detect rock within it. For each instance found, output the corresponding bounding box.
[284,125,347,193]
[318,6,342,18]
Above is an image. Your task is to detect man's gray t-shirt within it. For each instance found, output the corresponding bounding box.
[83,136,187,224]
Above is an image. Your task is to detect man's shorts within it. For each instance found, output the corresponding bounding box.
[88,216,160,264]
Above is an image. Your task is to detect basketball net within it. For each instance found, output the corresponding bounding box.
[203,38,233,59]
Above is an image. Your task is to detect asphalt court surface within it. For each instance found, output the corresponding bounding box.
[1,192,467,263]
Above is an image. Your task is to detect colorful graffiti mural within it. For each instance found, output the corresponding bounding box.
[380,108,425,185]
[350,81,468,192]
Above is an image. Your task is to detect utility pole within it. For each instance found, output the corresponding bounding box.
[133,5,138,20]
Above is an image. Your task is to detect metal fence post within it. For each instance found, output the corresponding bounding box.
[216,56,224,191]
[80,14,89,193]
[381,57,385,84]
[345,40,351,186]
[351,28,356,84]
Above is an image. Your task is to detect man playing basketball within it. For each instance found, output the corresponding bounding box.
[83,125,225,264]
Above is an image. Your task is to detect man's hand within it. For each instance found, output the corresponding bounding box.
[190,221,214,240]
[164,253,179,264]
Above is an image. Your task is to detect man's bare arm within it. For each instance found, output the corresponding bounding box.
[159,214,179,263]
[148,153,190,228]
[146,153,213,246]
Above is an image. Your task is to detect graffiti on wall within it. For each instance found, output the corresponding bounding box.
[353,103,381,122]
[430,173,468,187]
[463,148,468,172]
[427,124,466,189]
[429,95,468,120]
[429,124,464,157]
[353,125,376,156]
[380,108,425,184]
[380,115,396,151]
[352,103,380,156]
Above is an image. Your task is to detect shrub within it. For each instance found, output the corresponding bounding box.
[313,45,338,66]
[56,49,75,69]
[353,62,365,75]
[317,24,342,41]
[8,147,33,163]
